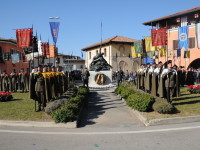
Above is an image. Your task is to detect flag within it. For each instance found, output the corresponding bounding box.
[184,51,190,58]
[32,36,38,52]
[168,49,173,58]
[159,48,166,57]
[151,28,167,46]
[195,23,200,48]
[147,51,155,58]
[42,43,49,56]
[11,53,20,63]
[38,40,42,56]
[178,26,189,50]
[142,39,146,53]
[16,28,33,47]
[177,49,181,57]
[49,22,60,44]
[145,37,157,51]
[134,40,143,54]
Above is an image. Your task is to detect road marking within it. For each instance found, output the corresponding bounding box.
[0,126,200,135]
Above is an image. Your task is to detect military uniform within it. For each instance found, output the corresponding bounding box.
[10,72,18,92]
[82,69,90,87]
[19,72,29,92]
[116,69,123,87]
[2,73,10,92]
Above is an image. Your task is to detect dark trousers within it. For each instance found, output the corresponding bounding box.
[166,87,174,103]
[83,79,88,87]
[36,91,46,109]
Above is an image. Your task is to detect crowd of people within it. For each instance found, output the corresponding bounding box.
[0,66,68,111]
[114,61,200,103]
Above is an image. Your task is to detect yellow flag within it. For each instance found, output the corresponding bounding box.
[145,37,157,52]
[186,51,190,58]
[160,48,166,57]
[131,46,141,58]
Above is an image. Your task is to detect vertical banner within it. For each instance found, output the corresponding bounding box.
[49,22,60,44]
[195,23,200,48]
[178,26,189,50]
[32,36,38,52]
[38,40,42,56]
[16,28,33,47]
[134,40,143,54]
[151,28,167,46]
[42,43,50,56]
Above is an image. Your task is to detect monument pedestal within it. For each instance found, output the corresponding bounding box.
[88,71,116,88]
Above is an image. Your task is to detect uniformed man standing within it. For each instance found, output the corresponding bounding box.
[34,65,46,111]
[144,63,152,93]
[137,64,145,90]
[10,69,18,92]
[19,68,29,93]
[2,70,10,92]
[82,67,90,87]
[117,67,124,87]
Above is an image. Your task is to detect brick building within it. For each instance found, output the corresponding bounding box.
[0,38,29,74]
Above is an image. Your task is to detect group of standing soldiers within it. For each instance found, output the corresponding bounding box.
[137,60,180,103]
[0,69,29,93]
[29,65,67,111]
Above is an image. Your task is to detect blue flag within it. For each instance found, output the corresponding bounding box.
[49,22,60,44]
[178,26,188,50]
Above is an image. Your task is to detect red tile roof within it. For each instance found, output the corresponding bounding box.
[82,35,136,51]
[143,6,200,26]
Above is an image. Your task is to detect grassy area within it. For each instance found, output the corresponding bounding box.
[141,87,200,120]
[0,92,52,121]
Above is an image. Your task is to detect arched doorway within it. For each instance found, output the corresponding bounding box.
[188,58,200,69]
[119,61,128,71]
[132,61,139,71]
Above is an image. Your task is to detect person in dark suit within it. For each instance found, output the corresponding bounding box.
[82,68,90,87]
[117,68,124,86]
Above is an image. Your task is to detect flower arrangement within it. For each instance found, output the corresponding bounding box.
[94,73,107,85]
[187,85,200,94]
[0,92,13,102]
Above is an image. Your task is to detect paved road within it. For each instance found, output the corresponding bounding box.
[0,88,200,150]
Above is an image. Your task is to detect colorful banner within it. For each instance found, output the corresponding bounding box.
[49,22,60,44]
[134,40,143,54]
[16,28,33,47]
[159,48,166,57]
[42,43,50,56]
[11,53,20,63]
[131,46,141,58]
[32,36,38,52]
[145,37,157,52]
[178,26,188,50]
[184,51,190,58]
[195,23,200,48]
[151,28,167,46]
[147,51,155,58]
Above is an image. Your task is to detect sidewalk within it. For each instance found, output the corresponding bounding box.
[79,88,142,130]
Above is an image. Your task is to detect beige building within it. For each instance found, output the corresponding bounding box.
[82,36,136,72]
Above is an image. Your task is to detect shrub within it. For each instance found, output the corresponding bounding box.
[115,85,125,95]
[45,100,64,115]
[126,93,154,112]
[120,88,134,99]
[78,87,89,95]
[153,99,176,114]
[51,108,76,123]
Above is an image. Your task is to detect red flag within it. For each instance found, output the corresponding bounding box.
[151,28,167,46]
[42,43,50,56]
[16,28,33,47]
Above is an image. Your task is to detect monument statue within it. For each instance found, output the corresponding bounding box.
[89,52,112,71]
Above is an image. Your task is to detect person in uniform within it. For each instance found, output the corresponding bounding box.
[19,68,29,93]
[137,64,145,90]
[117,67,124,87]
[82,67,90,87]
[2,70,10,92]
[144,63,152,93]
[34,65,46,111]
[10,69,18,92]
[150,63,158,96]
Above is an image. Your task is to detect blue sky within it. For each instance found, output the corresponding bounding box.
[0,0,199,58]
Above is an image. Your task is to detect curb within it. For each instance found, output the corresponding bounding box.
[0,120,77,128]
[119,96,200,126]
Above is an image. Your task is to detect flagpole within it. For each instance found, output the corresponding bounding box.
[100,21,102,53]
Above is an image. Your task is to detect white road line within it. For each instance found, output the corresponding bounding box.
[0,126,200,135]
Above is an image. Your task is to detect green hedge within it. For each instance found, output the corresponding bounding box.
[153,98,176,114]
[51,86,89,123]
[126,93,154,112]
[120,88,135,99]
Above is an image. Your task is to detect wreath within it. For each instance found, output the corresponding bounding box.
[94,73,107,85]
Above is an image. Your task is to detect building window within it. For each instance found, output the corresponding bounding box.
[104,48,107,57]
[189,37,195,49]
[173,40,178,50]
[3,52,11,61]
[89,52,91,59]
[0,47,3,63]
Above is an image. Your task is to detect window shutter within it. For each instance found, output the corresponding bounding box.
[189,37,195,49]
[173,40,178,50]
